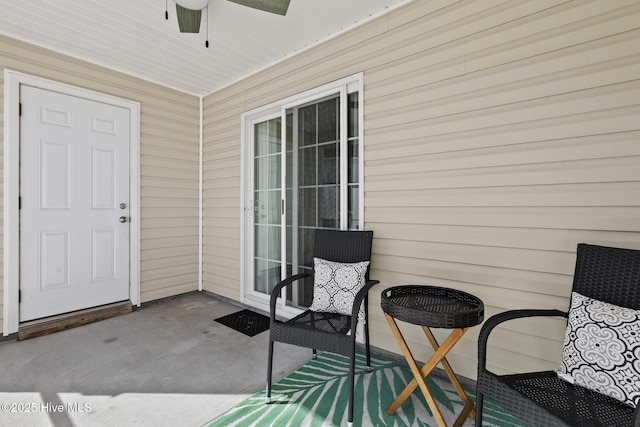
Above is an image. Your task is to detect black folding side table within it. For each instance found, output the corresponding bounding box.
[381,285,484,427]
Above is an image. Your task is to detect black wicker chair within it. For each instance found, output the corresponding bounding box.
[476,243,640,427]
[266,229,378,427]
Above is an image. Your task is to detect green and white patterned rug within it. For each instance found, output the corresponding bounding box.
[204,352,524,427]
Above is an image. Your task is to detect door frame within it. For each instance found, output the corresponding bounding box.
[3,70,141,335]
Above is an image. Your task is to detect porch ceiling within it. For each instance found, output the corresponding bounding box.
[0,0,409,96]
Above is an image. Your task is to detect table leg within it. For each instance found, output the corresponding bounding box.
[384,314,448,426]
[387,327,467,412]
[385,314,473,427]
[423,327,475,426]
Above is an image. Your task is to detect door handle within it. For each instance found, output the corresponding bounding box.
[119,216,129,223]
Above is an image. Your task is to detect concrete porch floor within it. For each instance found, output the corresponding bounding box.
[0,292,311,427]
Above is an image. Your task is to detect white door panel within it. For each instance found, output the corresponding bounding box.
[20,85,130,321]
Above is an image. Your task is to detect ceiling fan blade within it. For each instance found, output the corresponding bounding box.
[176,4,203,33]
[227,0,290,16]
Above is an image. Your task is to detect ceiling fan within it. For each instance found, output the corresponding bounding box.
[169,0,291,38]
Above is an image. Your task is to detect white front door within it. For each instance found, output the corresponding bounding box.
[19,85,131,322]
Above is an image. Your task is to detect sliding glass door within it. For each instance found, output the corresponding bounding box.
[242,76,363,314]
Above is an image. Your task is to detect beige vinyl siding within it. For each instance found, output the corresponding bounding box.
[365,0,640,378]
[0,35,200,332]
[203,0,640,380]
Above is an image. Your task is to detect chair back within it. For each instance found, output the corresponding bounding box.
[572,243,640,310]
[313,229,374,281]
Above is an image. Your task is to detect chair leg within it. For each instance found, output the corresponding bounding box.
[348,348,356,427]
[364,320,371,372]
[364,295,372,371]
[475,390,484,427]
[266,339,274,404]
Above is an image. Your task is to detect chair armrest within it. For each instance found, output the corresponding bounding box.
[478,308,567,371]
[269,273,310,322]
[350,279,380,331]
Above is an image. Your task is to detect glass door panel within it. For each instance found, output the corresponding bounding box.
[253,117,282,296]
[286,95,345,310]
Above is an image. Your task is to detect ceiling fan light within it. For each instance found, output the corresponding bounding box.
[175,0,209,10]
[176,4,202,33]
[227,0,291,16]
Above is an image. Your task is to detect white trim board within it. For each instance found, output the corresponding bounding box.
[198,95,204,292]
[3,69,141,335]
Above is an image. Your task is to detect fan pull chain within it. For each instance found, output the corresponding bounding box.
[205,5,209,48]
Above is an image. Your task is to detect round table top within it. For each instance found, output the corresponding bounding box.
[381,285,484,328]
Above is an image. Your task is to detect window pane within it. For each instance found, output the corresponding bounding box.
[299,188,317,227]
[254,154,280,190]
[254,258,280,294]
[254,121,269,156]
[286,111,293,151]
[254,224,281,260]
[286,148,293,189]
[298,105,316,147]
[290,227,314,308]
[319,143,338,185]
[348,185,360,230]
[287,270,313,308]
[286,223,292,272]
[255,189,281,224]
[348,92,358,139]
[299,146,316,186]
[290,273,313,308]
[298,227,315,268]
[255,118,281,156]
[318,98,338,143]
[319,186,339,228]
[269,118,281,153]
[348,140,358,184]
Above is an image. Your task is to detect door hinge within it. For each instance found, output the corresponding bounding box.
[19,102,22,117]
[281,199,285,215]
[19,196,21,210]
[18,290,21,303]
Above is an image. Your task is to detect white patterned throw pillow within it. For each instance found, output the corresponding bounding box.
[309,257,370,322]
[557,291,640,408]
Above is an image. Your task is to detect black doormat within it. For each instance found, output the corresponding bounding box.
[214,309,270,337]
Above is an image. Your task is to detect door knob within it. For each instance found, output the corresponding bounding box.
[119,216,129,223]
